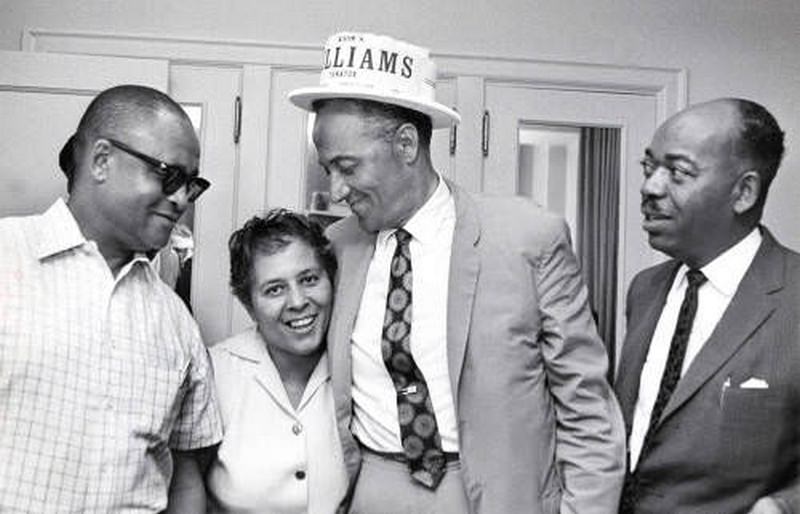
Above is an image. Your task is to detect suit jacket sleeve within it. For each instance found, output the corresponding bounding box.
[534,219,626,514]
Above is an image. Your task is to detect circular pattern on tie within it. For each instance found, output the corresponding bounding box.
[398,245,411,261]
[402,304,412,325]
[422,449,445,471]
[384,320,409,342]
[401,337,412,355]
[402,270,412,291]
[405,381,427,405]
[413,413,437,438]
[390,372,408,391]
[391,255,409,277]
[398,402,415,425]
[388,288,409,313]
[403,435,425,459]
[391,353,413,373]
[381,339,393,361]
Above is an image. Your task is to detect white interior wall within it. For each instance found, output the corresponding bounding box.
[2,0,798,249]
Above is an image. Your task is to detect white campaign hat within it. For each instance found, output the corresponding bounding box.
[289,32,460,129]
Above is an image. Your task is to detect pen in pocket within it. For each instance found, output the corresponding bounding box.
[720,376,731,408]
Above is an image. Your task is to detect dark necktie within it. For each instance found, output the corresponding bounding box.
[620,268,707,513]
[381,228,446,490]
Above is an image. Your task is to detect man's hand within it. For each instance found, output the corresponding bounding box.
[747,496,787,514]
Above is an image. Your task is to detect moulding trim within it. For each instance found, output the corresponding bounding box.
[23,27,687,110]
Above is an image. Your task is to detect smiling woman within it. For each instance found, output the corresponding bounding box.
[205,209,348,514]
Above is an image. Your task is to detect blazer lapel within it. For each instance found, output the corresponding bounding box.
[446,183,481,402]
[615,262,677,428]
[329,227,375,418]
[659,230,784,423]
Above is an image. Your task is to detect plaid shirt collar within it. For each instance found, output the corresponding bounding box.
[34,198,153,274]
[33,198,86,260]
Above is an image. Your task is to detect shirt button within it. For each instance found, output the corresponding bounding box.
[292,423,303,435]
[295,470,306,480]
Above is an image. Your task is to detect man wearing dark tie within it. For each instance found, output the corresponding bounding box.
[615,98,800,514]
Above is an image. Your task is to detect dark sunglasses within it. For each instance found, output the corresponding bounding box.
[105,138,210,202]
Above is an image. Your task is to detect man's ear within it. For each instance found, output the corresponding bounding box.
[393,123,420,164]
[732,170,761,215]
[89,139,112,183]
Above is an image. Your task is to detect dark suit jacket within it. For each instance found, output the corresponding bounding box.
[615,228,800,514]
[326,182,625,514]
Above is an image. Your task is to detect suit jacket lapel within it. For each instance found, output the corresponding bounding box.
[660,230,784,423]
[446,183,481,402]
[330,227,375,420]
[615,262,678,429]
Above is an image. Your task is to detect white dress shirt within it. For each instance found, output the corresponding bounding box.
[350,175,459,452]
[629,228,762,469]
[207,329,348,514]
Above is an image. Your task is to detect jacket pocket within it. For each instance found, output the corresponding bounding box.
[719,388,784,478]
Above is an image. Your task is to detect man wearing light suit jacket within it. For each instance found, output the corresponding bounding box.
[290,32,625,514]
[615,98,800,514]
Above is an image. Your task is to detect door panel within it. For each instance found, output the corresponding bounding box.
[169,65,241,345]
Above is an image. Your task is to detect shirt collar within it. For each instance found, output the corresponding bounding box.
[34,198,158,278]
[676,227,762,297]
[376,173,454,247]
[34,198,87,260]
[228,327,332,411]
[225,327,332,382]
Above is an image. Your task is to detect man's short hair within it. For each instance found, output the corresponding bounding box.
[59,85,190,191]
[730,98,785,198]
[312,98,433,149]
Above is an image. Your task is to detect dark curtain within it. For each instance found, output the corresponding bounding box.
[577,127,620,370]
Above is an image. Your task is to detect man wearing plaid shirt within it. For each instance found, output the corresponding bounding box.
[0,85,222,513]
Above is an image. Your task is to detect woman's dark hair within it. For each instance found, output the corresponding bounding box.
[228,209,337,310]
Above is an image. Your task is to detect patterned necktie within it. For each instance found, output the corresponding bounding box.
[620,268,707,513]
[381,228,446,490]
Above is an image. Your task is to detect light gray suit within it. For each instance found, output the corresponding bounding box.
[326,182,625,514]
[615,228,800,513]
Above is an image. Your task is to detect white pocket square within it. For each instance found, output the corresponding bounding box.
[739,377,769,389]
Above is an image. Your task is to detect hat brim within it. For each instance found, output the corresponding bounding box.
[288,86,461,129]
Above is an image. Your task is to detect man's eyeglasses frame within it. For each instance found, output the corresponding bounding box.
[105,137,210,202]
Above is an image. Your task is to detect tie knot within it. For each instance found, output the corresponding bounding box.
[686,269,707,289]
[395,228,412,246]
